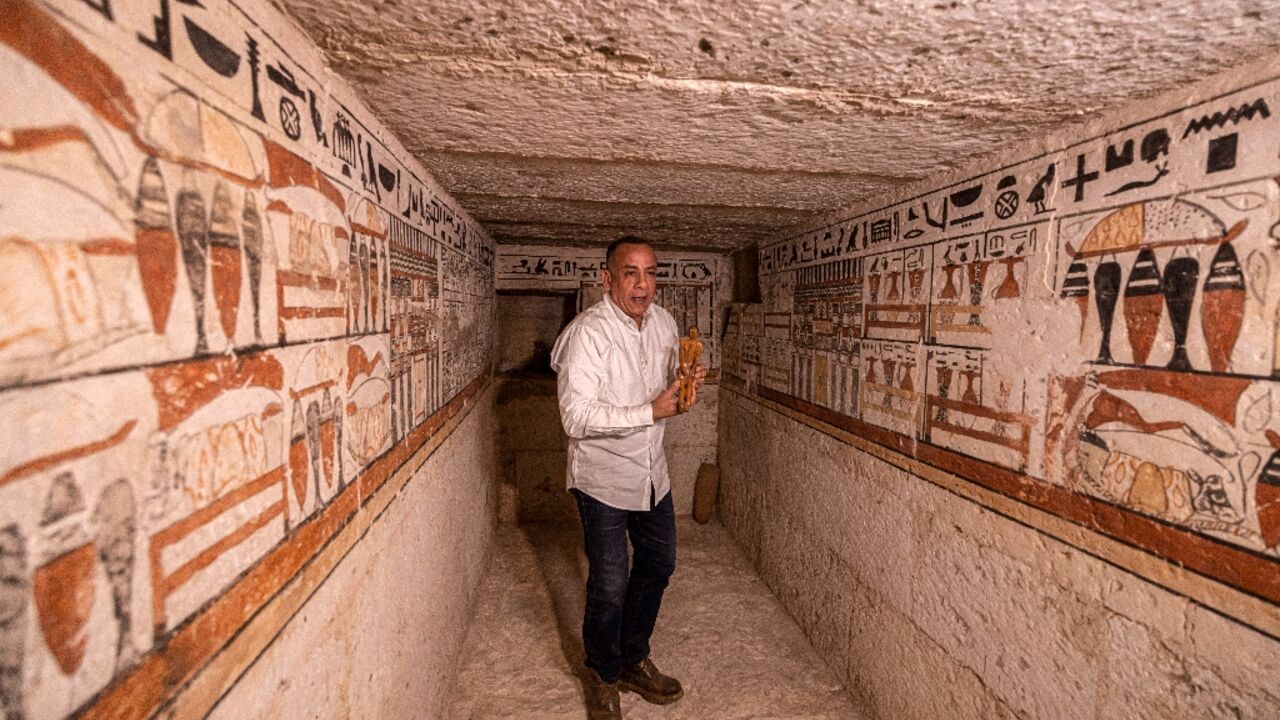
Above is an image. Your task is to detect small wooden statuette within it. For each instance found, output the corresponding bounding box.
[677,327,702,412]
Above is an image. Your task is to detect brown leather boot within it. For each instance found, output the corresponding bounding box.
[618,657,684,705]
[583,670,622,720]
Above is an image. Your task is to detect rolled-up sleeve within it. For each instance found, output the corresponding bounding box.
[551,324,654,439]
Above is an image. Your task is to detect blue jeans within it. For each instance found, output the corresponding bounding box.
[572,488,677,683]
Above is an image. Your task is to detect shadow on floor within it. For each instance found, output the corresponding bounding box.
[521,521,590,682]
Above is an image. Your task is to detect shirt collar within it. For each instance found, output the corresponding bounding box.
[603,292,652,330]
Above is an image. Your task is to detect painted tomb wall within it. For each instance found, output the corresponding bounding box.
[494,244,728,521]
[719,57,1280,717]
[0,0,496,717]
[206,384,498,720]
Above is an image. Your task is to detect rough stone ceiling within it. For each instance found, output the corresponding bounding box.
[279,0,1280,251]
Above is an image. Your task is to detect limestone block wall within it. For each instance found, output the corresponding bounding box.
[0,0,496,717]
[719,391,1280,719]
[493,244,729,522]
[719,57,1280,718]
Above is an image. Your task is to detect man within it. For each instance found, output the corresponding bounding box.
[550,237,706,720]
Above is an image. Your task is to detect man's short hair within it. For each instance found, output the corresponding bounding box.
[605,236,651,272]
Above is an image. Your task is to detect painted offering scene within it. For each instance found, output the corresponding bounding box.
[0,0,493,717]
[725,86,1280,593]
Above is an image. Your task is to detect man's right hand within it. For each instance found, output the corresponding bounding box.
[652,378,683,420]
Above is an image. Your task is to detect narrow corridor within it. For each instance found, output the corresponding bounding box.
[446,519,863,720]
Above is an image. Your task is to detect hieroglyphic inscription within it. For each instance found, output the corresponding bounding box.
[0,0,494,717]
[722,70,1280,625]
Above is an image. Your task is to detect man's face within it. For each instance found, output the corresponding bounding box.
[603,243,658,323]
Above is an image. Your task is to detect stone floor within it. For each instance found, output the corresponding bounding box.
[446,518,865,720]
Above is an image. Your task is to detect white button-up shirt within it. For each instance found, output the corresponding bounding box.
[550,294,679,510]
